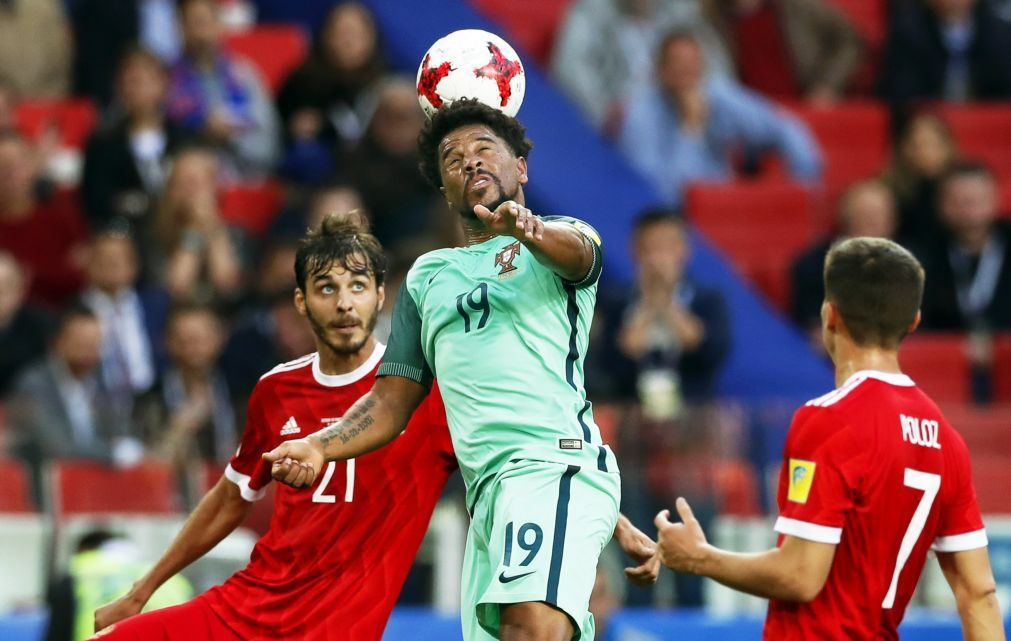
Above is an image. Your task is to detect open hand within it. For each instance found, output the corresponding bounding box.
[262,438,325,488]
[474,201,544,241]
[654,497,710,573]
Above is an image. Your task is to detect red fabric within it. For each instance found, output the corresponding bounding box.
[0,191,87,308]
[201,352,456,641]
[90,596,241,641]
[733,2,797,98]
[764,376,985,640]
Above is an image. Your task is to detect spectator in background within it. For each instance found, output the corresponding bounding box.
[153,146,244,302]
[0,81,16,132]
[134,304,236,493]
[618,30,822,208]
[0,0,71,98]
[80,231,170,406]
[702,0,863,102]
[167,0,279,178]
[551,0,732,134]
[599,210,731,412]
[276,2,386,184]
[791,179,898,345]
[8,305,143,503]
[917,161,1011,332]
[0,131,87,308]
[882,112,959,247]
[881,0,1011,111]
[221,237,315,400]
[0,252,52,396]
[45,529,192,641]
[72,0,180,106]
[82,48,184,233]
[347,77,450,256]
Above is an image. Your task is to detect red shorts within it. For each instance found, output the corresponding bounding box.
[89,595,241,641]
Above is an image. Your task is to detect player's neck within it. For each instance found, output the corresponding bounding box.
[462,219,498,246]
[832,343,903,388]
[317,336,378,376]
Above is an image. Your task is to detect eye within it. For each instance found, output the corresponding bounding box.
[321,284,335,294]
[351,282,367,292]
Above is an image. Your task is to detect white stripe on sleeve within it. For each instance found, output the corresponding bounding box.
[932,529,988,552]
[224,464,268,502]
[774,516,843,544]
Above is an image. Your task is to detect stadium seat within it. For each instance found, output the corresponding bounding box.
[51,460,177,516]
[15,99,98,149]
[219,180,285,236]
[714,460,762,517]
[940,402,1011,458]
[971,456,1011,513]
[0,458,35,513]
[994,334,1011,402]
[685,181,817,310]
[783,101,890,213]
[934,104,1011,189]
[899,333,970,403]
[471,0,574,63]
[223,25,309,94]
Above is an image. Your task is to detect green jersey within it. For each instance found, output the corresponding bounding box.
[378,216,617,508]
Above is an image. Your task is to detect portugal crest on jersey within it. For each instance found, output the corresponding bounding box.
[495,241,521,276]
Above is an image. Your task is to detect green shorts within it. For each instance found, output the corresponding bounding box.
[461,459,621,640]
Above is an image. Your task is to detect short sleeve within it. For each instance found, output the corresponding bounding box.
[224,385,274,502]
[932,431,987,552]
[541,215,603,288]
[774,408,860,544]
[377,281,434,387]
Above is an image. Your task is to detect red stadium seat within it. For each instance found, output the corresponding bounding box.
[219,180,284,236]
[934,104,1011,188]
[15,99,98,149]
[939,402,1011,458]
[51,460,177,516]
[471,0,574,63]
[714,460,762,517]
[781,101,890,216]
[224,25,309,94]
[994,334,1011,402]
[0,458,36,513]
[970,456,1011,513]
[685,181,817,310]
[899,333,971,403]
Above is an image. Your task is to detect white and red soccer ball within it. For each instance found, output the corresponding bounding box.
[416,29,526,118]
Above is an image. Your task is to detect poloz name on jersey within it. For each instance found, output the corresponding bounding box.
[900,414,941,449]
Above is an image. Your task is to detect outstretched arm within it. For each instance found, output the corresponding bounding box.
[655,498,836,602]
[474,202,598,283]
[263,375,428,488]
[937,548,1005,641]
[94,477,251,631]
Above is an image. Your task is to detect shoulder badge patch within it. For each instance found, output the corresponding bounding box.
[788,459,816,503]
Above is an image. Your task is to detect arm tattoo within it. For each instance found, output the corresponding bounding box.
[318,398,377,449]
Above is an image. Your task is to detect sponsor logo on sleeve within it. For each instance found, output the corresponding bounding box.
[788,459,816,504]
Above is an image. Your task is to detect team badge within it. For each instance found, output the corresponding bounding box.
[495,241,521,276]
[788,459,816,504]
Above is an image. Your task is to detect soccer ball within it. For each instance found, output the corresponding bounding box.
[416,29,525,119]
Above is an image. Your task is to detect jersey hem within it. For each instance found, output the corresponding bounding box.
[774,516,842,544]
[224,464,267,502]
[932,529,988,552]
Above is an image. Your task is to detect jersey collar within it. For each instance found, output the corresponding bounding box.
[312,343,386,387]
[843,369,915,388]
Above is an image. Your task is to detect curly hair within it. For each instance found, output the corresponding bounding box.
[295,211,387,291]
[417,98,533,189]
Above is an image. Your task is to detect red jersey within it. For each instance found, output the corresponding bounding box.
[764,370,986,641]
[201,345,456,641]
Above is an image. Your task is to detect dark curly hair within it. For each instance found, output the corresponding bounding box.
[417,98,533,189]
[295,211,387,291]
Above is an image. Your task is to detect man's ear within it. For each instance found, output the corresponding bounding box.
[294,288,307,317]
[377,284,386,312]
[907,310,921,335]
[517,156,529,185]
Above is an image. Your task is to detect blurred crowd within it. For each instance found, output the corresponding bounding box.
[0,0,1010,611]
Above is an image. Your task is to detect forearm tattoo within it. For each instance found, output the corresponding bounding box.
[318,398,377,449]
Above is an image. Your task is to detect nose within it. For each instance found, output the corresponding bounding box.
[464,154,483,174]
[336,289,354,311]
